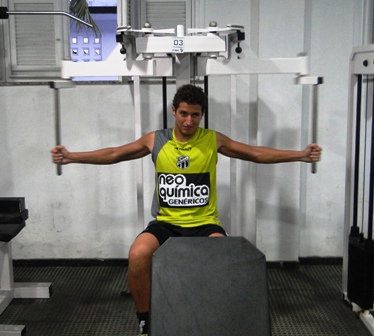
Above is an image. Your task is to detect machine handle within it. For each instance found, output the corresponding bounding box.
[49,81,74,176]
[54,88,62,176]
[311,84,319,174]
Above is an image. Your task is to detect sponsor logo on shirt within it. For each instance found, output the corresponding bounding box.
[158,173,210,208]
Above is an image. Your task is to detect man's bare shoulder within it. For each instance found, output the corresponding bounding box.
[135,131,155,153]
[215,131,231,150]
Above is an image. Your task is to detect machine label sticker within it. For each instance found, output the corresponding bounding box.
[172,37,184,53]
[158,173,210,207]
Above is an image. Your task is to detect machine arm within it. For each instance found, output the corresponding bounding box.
[0,6,93,28]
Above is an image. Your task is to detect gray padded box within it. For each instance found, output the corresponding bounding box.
[150,236,271,336]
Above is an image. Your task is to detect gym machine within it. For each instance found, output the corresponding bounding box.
[0,198,51,336]
[58,17,323,235]
[0,3,324,334]
[343,44,374,335]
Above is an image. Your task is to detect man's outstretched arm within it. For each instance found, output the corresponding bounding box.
[216,132,322,164]
[51,132,154,165]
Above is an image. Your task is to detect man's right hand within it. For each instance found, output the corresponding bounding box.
[51,145,70,165]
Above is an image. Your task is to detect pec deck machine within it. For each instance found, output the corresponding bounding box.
[1,2,323,335]
[55,4,323,241]
[5,2,374,335]
[56,15,325,334]
[1,2,325,335]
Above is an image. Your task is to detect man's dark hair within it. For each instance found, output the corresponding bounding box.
[172,84,207,114]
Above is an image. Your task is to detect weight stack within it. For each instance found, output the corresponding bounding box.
[347,237,374,310]
[150,236,271,336]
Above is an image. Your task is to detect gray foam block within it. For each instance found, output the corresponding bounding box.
[150,236,271,336]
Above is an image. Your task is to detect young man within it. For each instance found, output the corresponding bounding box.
[51,84,321,335]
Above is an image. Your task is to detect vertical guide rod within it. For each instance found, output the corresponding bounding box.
[204,76,209,129]
[162,77,167,129]
[367,77,374,242]
[134,76,144,228]
[230,75,238,235]
[352,75,363,234]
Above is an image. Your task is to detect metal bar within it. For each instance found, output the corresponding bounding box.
[0,243,14,292]
[162,77,167,129]
[230,75,237,235]
[0,324,25,335]
[204,55,309,76]
[367,76,374,241]
[360,311,374,335]
[352,75,363,232]
[49,81,74,176]
[61,59,173,79]
[6,10,93,28]
[133,77,144,229]
[311,84,319,173]
[13,282,52,299]
[204,76,209,129]
[54,89,62,176]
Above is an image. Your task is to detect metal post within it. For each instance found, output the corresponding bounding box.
[162,77,167,129]
[352,75,363,235]
[204,76,209,129]
[133,76,144,228]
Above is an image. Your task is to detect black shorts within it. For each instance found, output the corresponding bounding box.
[141,220,228,246]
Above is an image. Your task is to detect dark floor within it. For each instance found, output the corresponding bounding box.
[0,262,371,336]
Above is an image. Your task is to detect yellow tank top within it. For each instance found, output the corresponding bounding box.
[151,127,221,227]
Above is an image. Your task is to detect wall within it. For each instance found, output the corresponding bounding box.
[0,0,370,260]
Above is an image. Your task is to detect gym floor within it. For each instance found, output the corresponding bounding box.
[0,260,371,336]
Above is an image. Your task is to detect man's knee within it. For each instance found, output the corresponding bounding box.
[209,232,225,237]
[129,233,160,264]
[129,244,152,263]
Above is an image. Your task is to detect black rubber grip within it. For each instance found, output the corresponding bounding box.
[0,7,9,19]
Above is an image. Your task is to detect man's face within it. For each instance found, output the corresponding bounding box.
[172,102,203,140]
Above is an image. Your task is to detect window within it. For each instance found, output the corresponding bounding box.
[70,0,192,82]
[0,0,193,82]
[129,0,192,30]
[145,1,190,29]
[69,6,118,81]
[3,0,69,82]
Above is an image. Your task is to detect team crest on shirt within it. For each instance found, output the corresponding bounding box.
[176,156,190,170]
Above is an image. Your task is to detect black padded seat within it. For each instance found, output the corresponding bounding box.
[0,198,28,242]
